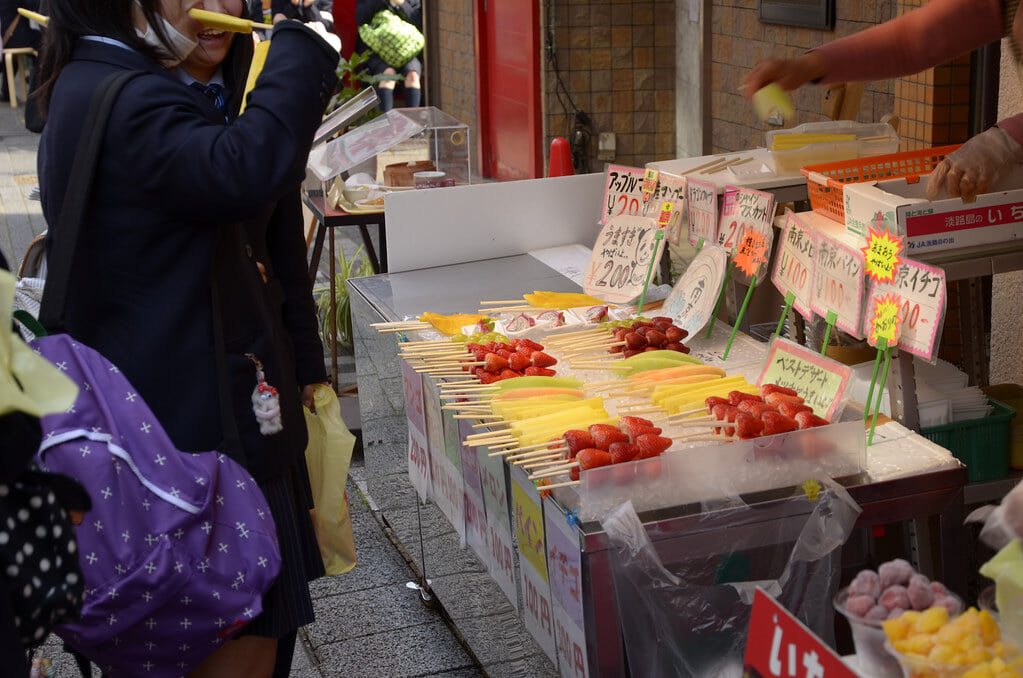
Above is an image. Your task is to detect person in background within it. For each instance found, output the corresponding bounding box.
[0,0,43,101]
[35,1,338,676]
[741,0,1023,203]
[355,0,421,111]
[251,0,340,50]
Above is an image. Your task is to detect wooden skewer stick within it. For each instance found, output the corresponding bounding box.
[529,461,579,480]
[616,406,664,415]
[687,155,737,174]
[489,439,561,456]
[667,406,711,420]
[571,363,632,371]
[680,433,737,443]
[708,156,754,174]
[538,479,581,491]
[523,454,575,470]
[515,453,566,468]
[475,305,534,314]
[453,413,501,420]
[479,299,527,305]
[509,445,569,461]
[440,404,490,411]
[670,415,716,427]
[541,328,609,344]
[465,436,515,448]
[472,420,510,429]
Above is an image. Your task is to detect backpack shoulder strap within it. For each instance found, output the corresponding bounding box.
[39,70,146,333]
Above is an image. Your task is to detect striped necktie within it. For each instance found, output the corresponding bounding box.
[190,82,229,125]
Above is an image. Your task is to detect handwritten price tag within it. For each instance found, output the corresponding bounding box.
[868,292,902,348]
[733,226,773,283]
[602,164,647,223]
[863,227,905,283]
[745,589,857,678]
[772,211,816,318]
[584,214,666,303]
[662,244,728,337]
[811,233,866,338]
[869,258,946,361]
[650,171,687,245]
[758,336,852,421]
[641,168,659,201]
[686,178,717,246]
[717,186,775,252]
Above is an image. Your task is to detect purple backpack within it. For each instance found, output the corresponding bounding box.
[33,334,282,678]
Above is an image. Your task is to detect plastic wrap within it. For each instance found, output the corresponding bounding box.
[599,479,861,678]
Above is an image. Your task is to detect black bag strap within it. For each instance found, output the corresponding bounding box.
[38,70,145,333]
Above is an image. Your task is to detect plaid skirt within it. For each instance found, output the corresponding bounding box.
[241,459,325,638]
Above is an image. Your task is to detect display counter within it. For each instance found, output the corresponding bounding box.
[347,251,967,678]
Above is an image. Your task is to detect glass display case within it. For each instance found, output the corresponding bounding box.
[304,105,472,212]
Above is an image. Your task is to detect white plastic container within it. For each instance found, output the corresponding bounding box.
[766,121,899,174]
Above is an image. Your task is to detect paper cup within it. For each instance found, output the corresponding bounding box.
[413,171,446,189]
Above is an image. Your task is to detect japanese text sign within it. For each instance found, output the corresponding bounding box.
[402,359,431,501]
[512,478,548,580]
[649,171,687,245]
[584,214,666,303]
[662,244,728,337]
[602,164,646,223]
[868,292,901,348]
[772,211,816,318]
[811,233,865,338]
[687,178,717,246]
[868,258,945,361]
[758,336,852,421]
[641,168,659,201]
[734,224,774,282]
[862,227,904,284]
[745,589,856,678]
[717,185,775,252]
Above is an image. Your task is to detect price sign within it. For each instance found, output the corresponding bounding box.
[602,164,646,223]
[402,358,426,437]
[811,233,865,338]
[869,258,946,361]
[758,336,852,421]
[686,178,717,246]
[868,292,902,348]
[662,244,728,337]
[641,168,659,201]
[745,588,857,678]
[733,224,774,285]
[584,214,666,303]
[771,211,816,318]
[717,185,775,252]
[649,171,687,245]
[544,499,589,678]
[460,421,489,565]
[862,227,905,284]
[512,472,556,662]
[402,359,431,501]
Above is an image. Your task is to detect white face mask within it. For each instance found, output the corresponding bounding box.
[134,2,197,66]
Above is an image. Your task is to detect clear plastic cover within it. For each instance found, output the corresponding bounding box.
[599,480,861,678]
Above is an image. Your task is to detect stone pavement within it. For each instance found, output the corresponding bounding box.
[0,100,484,677]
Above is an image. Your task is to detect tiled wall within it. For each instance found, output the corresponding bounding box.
[545,0,677,171]
[709,0,899,153]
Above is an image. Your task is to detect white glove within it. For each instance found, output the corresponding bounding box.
[926,126,1023,203]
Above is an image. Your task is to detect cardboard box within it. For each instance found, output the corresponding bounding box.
[843,165,1023,254]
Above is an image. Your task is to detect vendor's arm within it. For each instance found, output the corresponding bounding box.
[742,0,1003,95]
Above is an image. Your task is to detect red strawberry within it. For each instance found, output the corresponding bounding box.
[498,369,521,381]
[522,338,545,351]
[737,400,778,418]
[794,411,829,429]
[711,404,737,436]
[577,448,612,471]
[483,352,509,372]
[588,423,620,436]
[618,415,654,428]
[608,441,640,464]
[496,348,514,360]
[665,326,687,343]
[624,423,662,441]
[591,428,630,451]
[761,411,798,436]
[570,467,580,481]
[562,430,595,457]
[485,341,505,352]
[761,383,799,397]
[765,392,805,408]
[530,351,557,368]
[478,371,501,385]
[778,401,813,419]
[508,352,531,371]
[705,396,730,413]
[466,344,488,361]
[636,434,672,459]
[516,345,534,358]
[728,390,763,406]
[524,366,556,377]
[734,412,764,439]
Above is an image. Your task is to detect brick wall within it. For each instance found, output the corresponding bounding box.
[545,0,677,171]
[709,0,898,153]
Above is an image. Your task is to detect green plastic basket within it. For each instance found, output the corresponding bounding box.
[920,398,1016,482]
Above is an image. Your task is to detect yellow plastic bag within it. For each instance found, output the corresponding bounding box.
[303,384,357,575]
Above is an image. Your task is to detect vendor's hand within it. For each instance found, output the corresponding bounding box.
[740,52,828,98]
[925,126,1023,203]
[291,0,315,6]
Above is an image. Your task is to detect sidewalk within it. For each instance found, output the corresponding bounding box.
[0,100,484,677]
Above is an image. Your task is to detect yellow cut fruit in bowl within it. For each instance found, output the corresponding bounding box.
[752,84,795,122]
[915,606,951,634]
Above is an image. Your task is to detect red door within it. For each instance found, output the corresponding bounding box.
[474,0,542,180]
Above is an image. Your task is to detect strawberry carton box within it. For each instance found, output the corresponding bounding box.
[842,164,1023,254]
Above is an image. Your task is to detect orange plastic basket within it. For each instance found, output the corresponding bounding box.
[799,144,961,223]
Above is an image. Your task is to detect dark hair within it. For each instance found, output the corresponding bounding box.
[35,0,178,115]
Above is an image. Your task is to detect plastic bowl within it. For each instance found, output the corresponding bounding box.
[884,641,972,678]
[342,184,372,204]
[834,586,964,678]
